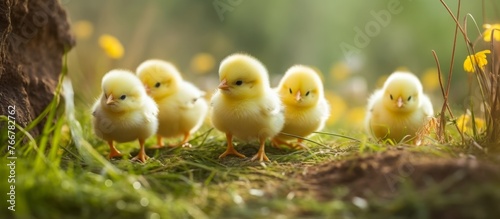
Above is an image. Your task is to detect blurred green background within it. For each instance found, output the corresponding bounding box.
[63,0,493,130]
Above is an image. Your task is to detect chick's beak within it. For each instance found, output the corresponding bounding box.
[295,90,302,102]
[106,94,115,105]
[218,78,230,91]
[397,97,404,108]
[144,85,151,94]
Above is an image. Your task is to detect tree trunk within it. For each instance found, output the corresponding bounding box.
[0,0,75,136]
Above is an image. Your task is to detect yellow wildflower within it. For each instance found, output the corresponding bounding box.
[329,62,351,82]
[73,20,93,39]
[482,24,500,42]
[456,114,470,133]
[346,107,366,130]
[421,68,440,91]
[463,50,490,73]
[99,34,124,59]
[474,117,486,132]
[324,91,347,126]
[190,53,216,74]
[456,113,486,134]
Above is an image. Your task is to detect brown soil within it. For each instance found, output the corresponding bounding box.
[300,149,500,200]
[297,149,500,218]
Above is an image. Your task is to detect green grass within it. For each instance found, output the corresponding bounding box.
[1,73,499,219]
[2,2,500,215]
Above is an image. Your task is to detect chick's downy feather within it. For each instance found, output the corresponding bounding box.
[210,53,284,161]
[272,65,330,148]
[92,69,158,162]
[136,59,208,147]
[365,71,434,142]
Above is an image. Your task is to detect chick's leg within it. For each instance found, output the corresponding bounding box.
[219,133,246,159]
[149,135,164,149]
[293,139,306,150]
[165,132,193,148]
[108,140,122,159]
[179,132,193,148]
[132,139,149,163]
[251,137,270,162]
[271,137,297,150]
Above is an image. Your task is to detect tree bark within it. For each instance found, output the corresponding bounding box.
[0,0,75,135]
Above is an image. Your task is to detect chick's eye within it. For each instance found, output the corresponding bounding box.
[407,96,412,101]
[155,82,161,88]
[289,88,292,94]
[305,91,310,96]
[120,95,127,100]
[390,94,393,100]
[235,80,243,86]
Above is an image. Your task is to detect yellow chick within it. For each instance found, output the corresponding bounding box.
[210,53,285,162]
[365,71,434,142]
[136,59,208,148]
[272,65,330,149]
[92,69,158,162]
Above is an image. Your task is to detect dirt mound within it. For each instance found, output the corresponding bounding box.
[301,150,500,200]
[0,0,75,134]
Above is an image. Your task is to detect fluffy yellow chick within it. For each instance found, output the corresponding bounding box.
[92,69,158,162]
[210,53,285,162]
[365,71,434,142]
[136,59,208,148]
[272,65,330,149]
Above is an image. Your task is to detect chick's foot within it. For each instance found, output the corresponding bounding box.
[132,139,150,163]
[131,152,150,163]
[252,139,270,162]
[251,151,270,162]
[219,147,246,159]
[108,140,123,159]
